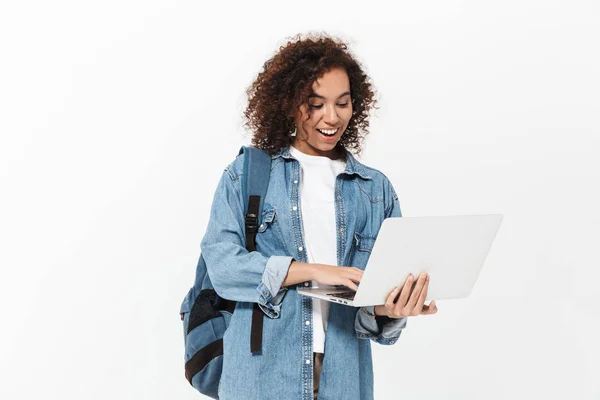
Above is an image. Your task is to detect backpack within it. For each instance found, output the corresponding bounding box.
[179,146,272,398]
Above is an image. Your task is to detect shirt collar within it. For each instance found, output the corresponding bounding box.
[271,146,372,180]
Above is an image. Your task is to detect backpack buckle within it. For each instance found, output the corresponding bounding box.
[245,213,258,233]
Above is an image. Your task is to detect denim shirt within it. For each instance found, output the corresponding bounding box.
[200,146,408,400]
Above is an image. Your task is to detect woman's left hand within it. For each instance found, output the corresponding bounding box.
[374,272,438,318]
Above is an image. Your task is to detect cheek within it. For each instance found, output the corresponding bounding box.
[300,121,317,139]
[306,115,321,130]
[343,107,353,122]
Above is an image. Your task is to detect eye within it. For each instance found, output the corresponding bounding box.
[309,103,350,109]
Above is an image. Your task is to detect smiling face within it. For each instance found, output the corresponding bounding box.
[292,67,353,159]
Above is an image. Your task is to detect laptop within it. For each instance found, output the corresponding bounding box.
[297,214,503,307]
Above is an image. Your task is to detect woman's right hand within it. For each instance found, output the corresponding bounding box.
[311,264,363,291]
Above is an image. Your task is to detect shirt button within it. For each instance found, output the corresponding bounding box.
[340,227,345,233]
[305,320,310,325]
[263,291,269,296]
[292,206,297,211]
[298,246,303,251]
[337,195,342,200]
[306,359,311,364]
[390,340,395,344]
[294,180,298,184]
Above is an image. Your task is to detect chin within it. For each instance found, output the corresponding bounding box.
[319,143,337,149]
[312,143,337,152]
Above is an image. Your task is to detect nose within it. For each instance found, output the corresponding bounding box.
[324,104,341,126]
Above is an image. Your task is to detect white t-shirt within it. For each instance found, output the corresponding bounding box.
[289,145,346,354]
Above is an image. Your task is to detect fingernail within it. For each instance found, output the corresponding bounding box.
[408,274,413,281]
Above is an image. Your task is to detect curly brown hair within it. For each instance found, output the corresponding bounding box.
[243,32,379,156]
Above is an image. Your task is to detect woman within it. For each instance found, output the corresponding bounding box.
[200,33,438,400]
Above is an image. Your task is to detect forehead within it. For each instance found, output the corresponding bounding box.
[311,68,350,97]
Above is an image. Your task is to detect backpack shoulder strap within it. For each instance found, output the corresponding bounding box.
[239,146,271,252]
[238,145,272,355]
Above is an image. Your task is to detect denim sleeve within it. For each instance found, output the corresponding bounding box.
[383,178,402,219]
[200,167,294,319]
[355,177,406,343]
[355,306,407,345]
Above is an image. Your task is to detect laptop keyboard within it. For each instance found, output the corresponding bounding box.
[326,291,356,300]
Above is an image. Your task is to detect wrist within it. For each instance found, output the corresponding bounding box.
[307,262,320,281]
[282,261,318,287]
[374,305,387,317]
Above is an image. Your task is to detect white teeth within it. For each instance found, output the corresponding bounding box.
[318,128,337,135]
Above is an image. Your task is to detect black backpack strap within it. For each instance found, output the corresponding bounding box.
[239,146,272,354]
[245,195,260,252]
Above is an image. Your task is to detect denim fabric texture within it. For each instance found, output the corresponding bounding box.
[200,146,407,400]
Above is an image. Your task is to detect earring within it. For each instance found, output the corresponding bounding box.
[290,125,297,137]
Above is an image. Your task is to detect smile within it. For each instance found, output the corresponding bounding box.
[317,127,338,136]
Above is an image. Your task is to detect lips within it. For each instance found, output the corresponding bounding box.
[317,127,339,136]
[317,127,339,142]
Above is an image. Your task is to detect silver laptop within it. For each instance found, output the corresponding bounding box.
[297,214,503,307]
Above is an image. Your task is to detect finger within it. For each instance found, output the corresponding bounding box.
[346,268,363,279]
[347,267,364,278]
[423,300,438,314]
[385,287,400,310]
[422,300,436,314]
[413,275,429,314]
[405,273,427,311]
[346,280,359,291]
[347,273,363,284]
[393,274,414,315]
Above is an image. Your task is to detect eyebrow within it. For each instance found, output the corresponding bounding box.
[308,91,351,100]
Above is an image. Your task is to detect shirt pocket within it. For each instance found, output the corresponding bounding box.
[352,231,377,269]
[255,202,286,255]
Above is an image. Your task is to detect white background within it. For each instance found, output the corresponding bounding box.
[1,1,599,399]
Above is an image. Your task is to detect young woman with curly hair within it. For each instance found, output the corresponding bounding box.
[200,33,438,400]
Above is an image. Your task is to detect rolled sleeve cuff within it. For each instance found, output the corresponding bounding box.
[256,255,294,319]
[355,305,407,345]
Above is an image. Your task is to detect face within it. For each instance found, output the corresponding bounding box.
[292,67,353,159]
